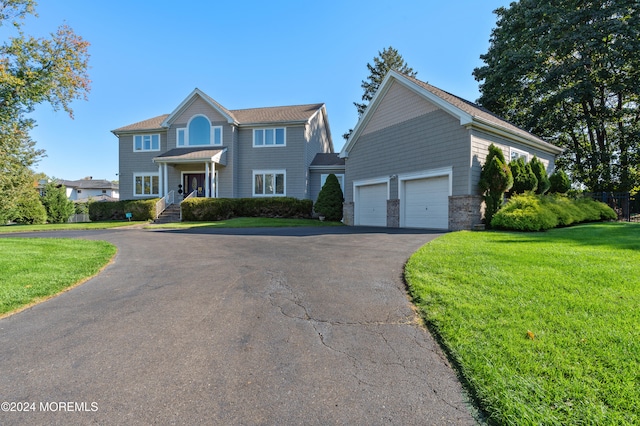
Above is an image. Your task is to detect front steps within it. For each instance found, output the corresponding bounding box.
[154,203,181,224]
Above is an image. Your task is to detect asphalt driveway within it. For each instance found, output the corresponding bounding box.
[0,226,477,425]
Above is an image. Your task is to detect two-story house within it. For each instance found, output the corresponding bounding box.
[112,89,337,202]
[56,177,120,202]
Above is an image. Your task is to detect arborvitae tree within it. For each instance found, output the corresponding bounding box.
[41,182,75,223]
[530,156,551,195]
[510,157,538,194]
[12,188,47,224]
[479,144,513,227]
[549,169,572,194]
[314,174,344,221]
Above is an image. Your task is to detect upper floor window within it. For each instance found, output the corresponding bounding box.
[510,148,529,162]
[176,115,222,147]
[254,128,286,147]
[134,134,160,152]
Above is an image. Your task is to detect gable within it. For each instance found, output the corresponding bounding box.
[361,80,439,136]
[173,95,230,125]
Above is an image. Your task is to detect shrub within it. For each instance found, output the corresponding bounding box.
[314,174,344,221]
[479,144,513,228]
[509,157,538,194]
[491,193,617,231]
[181,197,313,221]
[12,190,47,224]
[41,182,75,223]
[530,156,551,194]
[549,169,571,193]
[89,199,157,221]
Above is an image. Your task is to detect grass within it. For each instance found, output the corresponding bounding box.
[145,217,344,229]
[0,221,145,233]
[0,238,117,317]
[405,222,640,425]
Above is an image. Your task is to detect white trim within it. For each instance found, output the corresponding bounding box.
[133,134,161,152]
[253,127,286,147]
[161,88,236,127]
[252,169,286,196]
[176,114,223,147]
[163,163,168,197]
[133,172,160,197]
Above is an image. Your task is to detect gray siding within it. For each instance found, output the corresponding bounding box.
[235,125,309,199]
[118,131,167,200]
[470,129,556,195]
[344,109,470,202]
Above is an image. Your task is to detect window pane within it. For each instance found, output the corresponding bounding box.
[143,135,151,150]
[275,174,284,194]
[275,128,285,145]
[177,129,185,146]
[213,127,221,145]
[134,136,142,151]
[189,116,210,145]
[254,174,264,194]
[254,130,263,146]
[135,176,143,195]
[144,176,151,194]
[265,129,274,145]
[151,135,159,150]
[265,174,274,194]
[152,176,159,194]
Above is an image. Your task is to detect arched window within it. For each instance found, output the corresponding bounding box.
[188,116,210,146]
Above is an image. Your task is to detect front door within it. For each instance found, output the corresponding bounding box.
[184,173,206,197]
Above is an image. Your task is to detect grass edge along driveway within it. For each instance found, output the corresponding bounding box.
[0,238,117,318]
[405,222,639,425]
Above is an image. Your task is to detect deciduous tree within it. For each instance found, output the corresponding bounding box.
[474,0,640,192]
[0,0,90,223]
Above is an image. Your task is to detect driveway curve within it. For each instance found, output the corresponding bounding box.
[0,226,477,425]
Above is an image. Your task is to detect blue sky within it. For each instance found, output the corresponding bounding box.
[21,0,508,181]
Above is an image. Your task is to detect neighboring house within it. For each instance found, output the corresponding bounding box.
[111,89,334,202]
[340,70,563,231]
[55,177,120,202]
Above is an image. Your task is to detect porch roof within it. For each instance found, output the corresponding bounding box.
[153,147,227,165]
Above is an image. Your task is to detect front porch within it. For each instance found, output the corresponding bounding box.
[153,147,227,199]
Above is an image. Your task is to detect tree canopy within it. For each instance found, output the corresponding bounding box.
[473,0,640,192]
[0,0,90,223]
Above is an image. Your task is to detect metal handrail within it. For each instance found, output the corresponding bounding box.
[154,190,175,219]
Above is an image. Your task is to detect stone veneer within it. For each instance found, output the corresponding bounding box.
[448,195,484,231]
[387,199,400,228]
[343,202,354,226]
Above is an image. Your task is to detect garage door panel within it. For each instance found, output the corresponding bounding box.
[356,183,387,227]
[402,175,449,229]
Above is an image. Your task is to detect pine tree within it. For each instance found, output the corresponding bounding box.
[479,144,513,227]
[314,174,344,221]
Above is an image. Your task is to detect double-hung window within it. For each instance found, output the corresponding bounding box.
[134,134,160,152]
[253,170,285,196]
[134,173,159,196]
[253,128,286,147]
[510,148,529,162]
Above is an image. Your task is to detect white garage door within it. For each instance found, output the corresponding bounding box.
[356,183,387,226]
[402,175,449,229]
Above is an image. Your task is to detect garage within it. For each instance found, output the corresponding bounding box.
[401,175,449,229]
[355,182,388,226]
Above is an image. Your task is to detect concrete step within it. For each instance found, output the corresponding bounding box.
[155,204,182,223]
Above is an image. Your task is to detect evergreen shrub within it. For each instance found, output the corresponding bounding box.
[181,197,312,221]
[314,174,344,221]
[12,191,47,224]
[549,169,571,193]
[89,199,157,221]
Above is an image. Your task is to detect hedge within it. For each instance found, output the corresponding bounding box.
[491,193,617,231]
[181,197,313,221]
[89,199,157,221]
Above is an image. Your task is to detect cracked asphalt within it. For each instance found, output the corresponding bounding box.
[0,226,477,425]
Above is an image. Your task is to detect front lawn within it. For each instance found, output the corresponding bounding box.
[405,223,640,424]
[146,217,344,229]
[0,238,117,317]
[0,221,144,233]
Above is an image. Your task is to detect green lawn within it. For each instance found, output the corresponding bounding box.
[0,221,145,233]
[145,217,344,229]
[0,238,117,317]
[405,223,640,425]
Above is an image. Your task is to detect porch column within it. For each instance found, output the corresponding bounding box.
[211,161,216,198]
[163,163,169,197]
[158,164,163,197]
[205,162,210,198]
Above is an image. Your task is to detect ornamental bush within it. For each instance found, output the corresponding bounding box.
[314,174,344,221]
[41,182,75,223]
[491,193,617,231]
[549,169,571,193]
[89,199,156,221]
[479,144,513,227]
[509,157,538,194]
[530,156,550,194]
[12,190,47,224]
[181,197,313,221]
